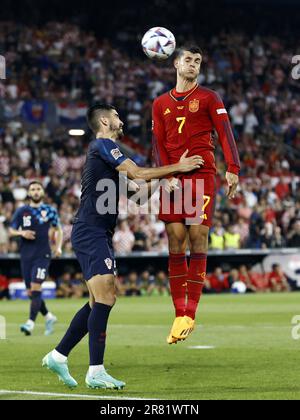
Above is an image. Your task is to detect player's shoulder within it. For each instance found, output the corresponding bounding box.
[42,204,58,214]
[94,138,117,149]
[153,91,171,105]
[197,85,223,102]
[15,205,29,214]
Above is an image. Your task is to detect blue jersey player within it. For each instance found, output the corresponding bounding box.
[42,103,204,390]
[10,182,63,336]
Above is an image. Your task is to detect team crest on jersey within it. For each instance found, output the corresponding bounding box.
[189,99,200,113]
[41,210,48,220]
[111,148,123,160]
[105,258,113,270]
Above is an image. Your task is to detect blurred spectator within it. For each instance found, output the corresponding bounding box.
[210,221,225,250]
[207,267,230,293]
[113,220,135,254]
[139,270,156,296]
[125,271,142,297]
[224,225,241,250]
[287,221,300,247]
[0,273,10,300]
[239,265,258,293]
[267,264,291,292]
[155,271,169,296]
[56,272,74,298]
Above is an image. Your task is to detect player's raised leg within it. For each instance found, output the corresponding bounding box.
[165,223,188,344]
[85,274,126,390]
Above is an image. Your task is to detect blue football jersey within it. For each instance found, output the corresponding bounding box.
[10,204,60,260]
[75,138,128,231]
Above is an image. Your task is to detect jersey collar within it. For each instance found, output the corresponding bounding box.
[169,84,199,102]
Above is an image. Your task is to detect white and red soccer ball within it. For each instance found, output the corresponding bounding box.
[142,27,176,60]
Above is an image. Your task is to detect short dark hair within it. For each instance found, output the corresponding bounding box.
[87,103,116,133]
[28,181,44,191]
[174,44,203,60]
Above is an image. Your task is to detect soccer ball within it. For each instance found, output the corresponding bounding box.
[141,27,176,60]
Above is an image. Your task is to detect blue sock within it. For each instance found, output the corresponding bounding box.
[88,303,112,366]
[30,291,42,322]
[56,302,91,357]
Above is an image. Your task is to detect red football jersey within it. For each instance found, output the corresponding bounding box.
[152,85,240,175]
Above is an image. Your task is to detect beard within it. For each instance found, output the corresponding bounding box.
[110,124,124,139]
[30,195,43,204]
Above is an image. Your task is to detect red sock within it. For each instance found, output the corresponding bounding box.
[168,253,188,317]
[186,253,207,320]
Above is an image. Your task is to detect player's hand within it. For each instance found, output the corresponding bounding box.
[21,230,36,240]
[178,150,204,173]
[226,172,239,199]
[164,177,180,193]
[53,248,63,258]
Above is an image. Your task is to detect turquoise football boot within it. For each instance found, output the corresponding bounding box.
[20,322,33,336]
[42,352,78,389]
[85,369,126,390]
[45,316,57,336]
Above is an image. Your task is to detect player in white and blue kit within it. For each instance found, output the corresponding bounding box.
[42,103,203,390]
[10,182,63,336]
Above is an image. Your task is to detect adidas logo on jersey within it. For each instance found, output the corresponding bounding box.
[111,148,123,160]
[164,108,171,115]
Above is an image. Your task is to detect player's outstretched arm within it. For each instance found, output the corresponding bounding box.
[9,227,36,240]
[116,150,204,182]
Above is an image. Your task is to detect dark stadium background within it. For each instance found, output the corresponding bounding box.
[0,0,300,298]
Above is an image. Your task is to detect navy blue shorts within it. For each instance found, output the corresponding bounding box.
[71,222,116,281]
[21,257,51,290]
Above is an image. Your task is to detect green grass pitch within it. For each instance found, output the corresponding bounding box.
[0,293,300,400]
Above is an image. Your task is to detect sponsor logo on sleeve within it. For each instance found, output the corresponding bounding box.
[111,148,123,160]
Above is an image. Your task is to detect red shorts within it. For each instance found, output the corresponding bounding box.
[158,173,216,228]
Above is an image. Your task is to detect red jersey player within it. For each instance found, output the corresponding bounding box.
[152,45,240,344]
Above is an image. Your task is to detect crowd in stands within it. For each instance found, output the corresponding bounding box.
[0,21,300,259]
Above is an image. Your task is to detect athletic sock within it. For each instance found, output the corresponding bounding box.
[88,365,105,377]
[88,303,112,366]
[30,291,42,322]
[40,299,49,317]
[168,253,188,317]
[186,253,207,320]
[45,312,55,321]
[51,349,68,364]
[29,294,50,317]
[56,302,91,357]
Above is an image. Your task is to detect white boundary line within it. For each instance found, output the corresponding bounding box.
[0,390,156,400]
